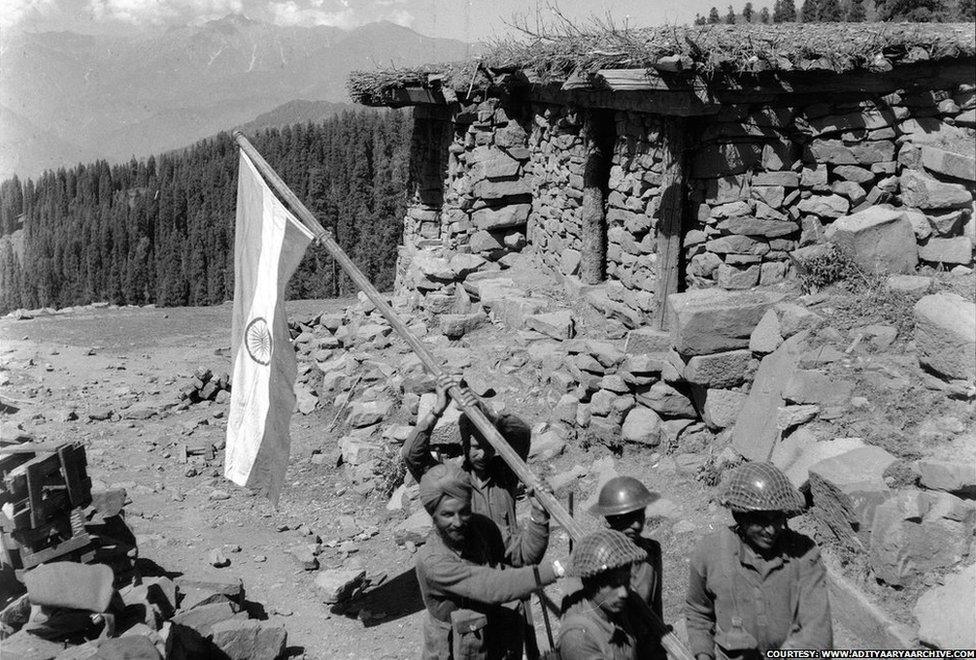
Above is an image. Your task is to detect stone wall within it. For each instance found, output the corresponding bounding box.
[604,112,667,320]
[396,80,975,318]
[685,84,976,290]
[526,104,586,276]
[437,97,533,257]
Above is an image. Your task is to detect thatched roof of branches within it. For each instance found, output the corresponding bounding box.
[347,22,976,106]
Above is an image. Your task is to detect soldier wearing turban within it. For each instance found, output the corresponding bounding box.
[414,463,565,659]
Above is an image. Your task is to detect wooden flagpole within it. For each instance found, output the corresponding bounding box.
[232,131,695,660]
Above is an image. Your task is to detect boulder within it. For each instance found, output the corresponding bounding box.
[394,508,433,545]
[439,311,487,339]
[95,636,162,659]
[869,490,976,587]
[1,630,66,658]
[624,328,671,355]
[635,382,697,419]
[918,237,973,265]
[552,394,579,425]
[914,563,976,649]
[175,578,244,610]
[824,205,917,274]
[469,230,505,253]
[413,254,454,281]
[913,293,976,381]
[210,619,288,660]
[917,459,976,498]
[346,400,393,428]
[885,274,932,295]
[731,332,808,462]
[529,430,567,460]
[920,145,976,182]
[683,350,752,388]
[315,568,367,604]
[717,217,797,237]
[171,601,237,635]
[773,303,823,337]
[900,169,972,210]
[797,194,850,218]
[783,370,854,406]
[488,296,547,330]
[808,445,898,547]
[749,309,783,354]
[776,404,819,430]
[771,432,865,489]
[621,407,663,445]
[526,310,575,340]
[449,253,487,279]
[667,289,785,356]
[294,384,317,415]
[717,263,760,290]
[702,389,747,430]
[25,562,114,612]
[471,204,531,230]
[833,165,875,184]
[338,436,382,466]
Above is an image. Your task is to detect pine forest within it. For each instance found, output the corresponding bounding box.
[0,109,412,314]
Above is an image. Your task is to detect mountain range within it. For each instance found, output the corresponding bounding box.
[0,15,472,179]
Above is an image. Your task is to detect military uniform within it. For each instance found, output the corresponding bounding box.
[556,530,652,660]
[403,419,521,543]
[687,462,833,659]
[686,526,831,658]
[415,512,554,659]
[557,598,645,660]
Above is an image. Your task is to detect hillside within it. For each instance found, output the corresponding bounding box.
[0,111,412,314]
[0,16,470,179]
[235,100,356,134]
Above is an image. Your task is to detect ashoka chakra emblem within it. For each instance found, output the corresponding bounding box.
[245,317,272,365]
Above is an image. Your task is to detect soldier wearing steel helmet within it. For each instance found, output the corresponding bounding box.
[587,476,664,618]
[686,462,833,660]
[558,529,655,660]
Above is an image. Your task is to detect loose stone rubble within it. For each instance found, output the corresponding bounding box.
[0,444,290,660]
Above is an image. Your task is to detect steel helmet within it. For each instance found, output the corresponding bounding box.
[719,462,805,515]
[588,476,659,517]
[567,529,647,578]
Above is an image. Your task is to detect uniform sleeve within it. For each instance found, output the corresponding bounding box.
[557,628,605,660]
[504,514,550,568]
[781,543,833,650]
[685,543,716,658]
[401,418,437,483]
[418,551,557,606]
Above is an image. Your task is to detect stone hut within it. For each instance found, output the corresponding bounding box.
[347,23,976,328]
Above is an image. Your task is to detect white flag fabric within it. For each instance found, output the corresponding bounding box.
[225,150,314,502]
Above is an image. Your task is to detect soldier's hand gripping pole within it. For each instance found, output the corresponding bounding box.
[232,131,696,660]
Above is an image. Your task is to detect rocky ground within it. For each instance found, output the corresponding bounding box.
[1,252,974,657]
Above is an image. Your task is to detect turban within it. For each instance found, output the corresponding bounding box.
[419,463,472,514]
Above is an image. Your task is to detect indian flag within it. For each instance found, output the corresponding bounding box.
[225,149,314,502]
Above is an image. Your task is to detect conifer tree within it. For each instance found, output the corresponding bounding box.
[726,5,737,22]
[708,6,722,22]
[877,0,948,20]
[847,0,867,20]
[818,0,843,20]
[800,0,820,21]
[743,2,755,21]
[760,6,771,21]
[781,0,798,19]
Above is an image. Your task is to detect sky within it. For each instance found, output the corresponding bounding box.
[0,0,736,40]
